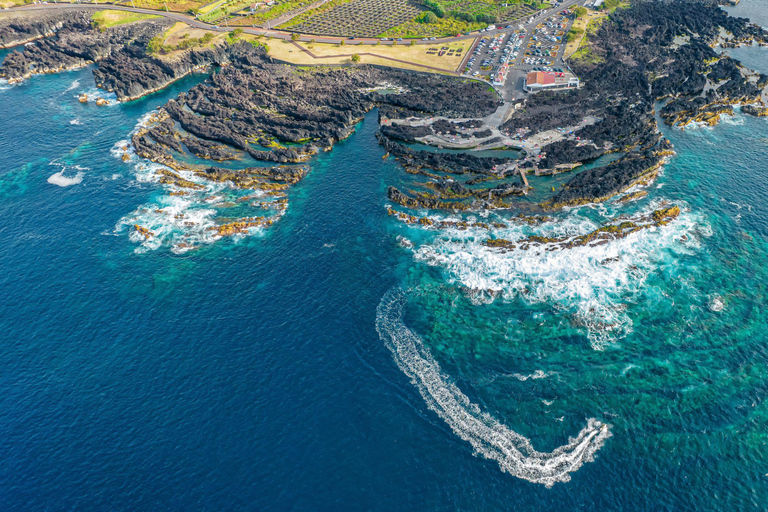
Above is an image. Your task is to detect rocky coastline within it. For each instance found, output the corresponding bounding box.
[0,11,173,84]
[2,1,767,224]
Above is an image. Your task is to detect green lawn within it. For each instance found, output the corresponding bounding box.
[91,10,161,29]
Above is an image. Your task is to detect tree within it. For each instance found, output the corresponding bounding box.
[339,39,345,46]
[147,35,163,55]
[231,28,244,40]
[410,39,416,46]
[351,53,361,63]
[573,6,588,18]
[291,32,300,41]
[420,11,438,24]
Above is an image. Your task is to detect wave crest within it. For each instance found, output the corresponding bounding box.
[376,288,612,487]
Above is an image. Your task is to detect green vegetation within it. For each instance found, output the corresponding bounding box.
[572,6,587,18]
[570,16,605,64]
[351,53,361,63]
[91,10,161,30]
[418,0,542,26]
[383,0,545,39]
[148,31,216,54]
[566,26,583,42]
[119,0,208,13]
[226,27,245,43]
[380,16,483,39]
[229,0,316,26]
[198,0,252,22]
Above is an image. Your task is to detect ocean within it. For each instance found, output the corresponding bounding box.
[1,3,768,508]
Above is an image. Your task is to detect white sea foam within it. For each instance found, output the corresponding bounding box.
[47,170,83,187]
[376,289,612,487]
[112,118,281,253]
[512,370,552,381]
[70,118,82,126]
[407,203,704,349]
[64,79,80,92]
[708,294,725,312]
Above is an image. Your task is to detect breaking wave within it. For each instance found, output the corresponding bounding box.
[47,171,83,187]
[46,163,88,187]
[376,288,612,487]
[111,114,286,254]
[405,203,705,349]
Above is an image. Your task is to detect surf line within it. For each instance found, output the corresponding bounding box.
[375,288,612,487]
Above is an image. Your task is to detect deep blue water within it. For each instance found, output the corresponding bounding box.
[1,10,768,509]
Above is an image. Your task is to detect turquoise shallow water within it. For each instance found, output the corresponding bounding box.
[1,9,768,508]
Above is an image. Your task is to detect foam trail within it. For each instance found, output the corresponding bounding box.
[376,288,611,487]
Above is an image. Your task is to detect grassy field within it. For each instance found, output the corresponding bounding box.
[91,10,161,29]
[118,0,208,13]
[563,10,604,58]
[198,0,226,13]
[568,15,605,63]
[261,35,471,72]
[0,0,28,9]
[565,1,628,61]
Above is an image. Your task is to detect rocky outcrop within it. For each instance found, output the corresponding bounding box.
[92,43,229,101]
[377,133,511,175]
[0,11,171,83]
[549,150,665,208]
[483,205,681,252]
[488,0,768,209]
[0,10,91,48]
[743,104,768,117]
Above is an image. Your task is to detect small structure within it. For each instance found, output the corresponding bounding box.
[588,0,605,8]
[524,71,579,93]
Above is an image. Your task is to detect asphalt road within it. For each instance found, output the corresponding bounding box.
[8,0,584,48]
[5,1,489,46]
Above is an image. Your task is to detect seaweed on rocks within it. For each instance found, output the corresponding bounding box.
[549,150,665,208]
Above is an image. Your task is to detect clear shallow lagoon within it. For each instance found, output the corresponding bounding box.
[1,16,768,510]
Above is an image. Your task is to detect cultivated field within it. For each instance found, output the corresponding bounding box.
[227,0,316,26]
[281,0,424,38]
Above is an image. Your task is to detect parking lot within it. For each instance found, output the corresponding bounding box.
[514,8,575,73]
[458,0,582,100]
[463,29,527,83]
